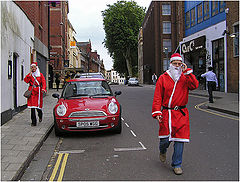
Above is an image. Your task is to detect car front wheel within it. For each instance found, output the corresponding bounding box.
[54,122,63,137]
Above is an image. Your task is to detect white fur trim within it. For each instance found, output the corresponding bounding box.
[28,106,42,110]
[169,138,189,142]
[170,56,182,62]
[158,135,170,138]
[152,111,162,115]
[184,69,193,75]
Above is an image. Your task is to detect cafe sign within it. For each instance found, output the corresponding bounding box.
[181,36,205,54]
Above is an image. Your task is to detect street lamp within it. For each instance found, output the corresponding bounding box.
[164,47,169,70]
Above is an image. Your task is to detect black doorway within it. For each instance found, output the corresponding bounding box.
[13,53,18,112]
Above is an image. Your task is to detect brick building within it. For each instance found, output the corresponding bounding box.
[49,1,69,88]
[140,1,184,84]
[225,1,239,93]
[15,1,49,82]
[76,41,92,73]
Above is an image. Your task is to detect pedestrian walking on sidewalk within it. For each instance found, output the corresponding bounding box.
[24,62,47,126]
[152,53,199,175]
[152,73,158,85]
[55,72,61,91]
[201,67,218,103]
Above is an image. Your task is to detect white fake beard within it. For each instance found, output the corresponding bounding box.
[32,67,40,77]
[169,64,182,81]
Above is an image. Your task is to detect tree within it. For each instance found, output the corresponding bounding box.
[102,1,145,77]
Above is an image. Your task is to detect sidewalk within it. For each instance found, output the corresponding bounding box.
[1,89,60,181]
[189,89,239,116]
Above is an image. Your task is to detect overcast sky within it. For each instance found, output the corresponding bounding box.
[68,0,152,70]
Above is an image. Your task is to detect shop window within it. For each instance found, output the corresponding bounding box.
[203,1,210,20]
[185,11,190,29]
[162,4,171,15]
[163,21,171,34]
[163,39,172,53]
[219,1,225,13]
[233,24,239,57]
[197,3,203,23]
[191,8,196,27]
[212,1,219,16]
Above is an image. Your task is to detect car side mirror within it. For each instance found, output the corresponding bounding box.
[114,91,122,97]
[52,93,60,99]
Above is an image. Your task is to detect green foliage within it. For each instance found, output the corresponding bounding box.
[102,0,145,76]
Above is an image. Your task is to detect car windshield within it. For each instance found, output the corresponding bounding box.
[129,78,137,81]
[62,80,113,99]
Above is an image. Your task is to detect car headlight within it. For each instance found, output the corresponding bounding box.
[56,104,67,116]
[108,102,118,114]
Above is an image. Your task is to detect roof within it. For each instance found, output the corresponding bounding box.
[68,78,105,82]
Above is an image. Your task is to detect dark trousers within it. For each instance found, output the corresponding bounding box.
[31,108,42,125]
[207,81,215,103]
[56,81,60,91]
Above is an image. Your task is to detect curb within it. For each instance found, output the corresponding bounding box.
[189,93,222,99]
[207,106,239,117]
[11,123,54,181]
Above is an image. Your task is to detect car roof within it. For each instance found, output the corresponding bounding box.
[68,78,106,82]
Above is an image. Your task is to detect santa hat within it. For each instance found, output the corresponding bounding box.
[31,62,38,67]
[170,53,183,62]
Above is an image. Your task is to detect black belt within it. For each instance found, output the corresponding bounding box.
[162,105,186,116]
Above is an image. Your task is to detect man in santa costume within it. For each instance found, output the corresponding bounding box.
[24,62,47,126]
[152,53,199,175]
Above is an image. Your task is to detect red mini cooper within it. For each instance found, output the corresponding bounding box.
[52,78,122,136]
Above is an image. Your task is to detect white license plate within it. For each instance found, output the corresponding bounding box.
[76,121,99,128]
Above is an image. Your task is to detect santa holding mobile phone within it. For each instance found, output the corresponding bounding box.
[152,53,199,175]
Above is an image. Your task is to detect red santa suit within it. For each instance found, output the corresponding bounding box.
[24,65,46,109]
[152,67,199,143]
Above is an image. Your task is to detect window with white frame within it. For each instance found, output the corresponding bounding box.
[162,4,171,15]
[163,22,171,34]
[163,39,172,52]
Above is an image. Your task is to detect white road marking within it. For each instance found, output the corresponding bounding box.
[130,130,137,137]
[139,142,147,149]
[121,117,124,121]
[114,147,146,152]
[57,150,85,154]
[124,122,130,128]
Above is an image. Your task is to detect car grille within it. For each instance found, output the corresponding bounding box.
[69,111,107,118]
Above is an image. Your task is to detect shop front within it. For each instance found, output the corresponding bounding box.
[181,36,206,89]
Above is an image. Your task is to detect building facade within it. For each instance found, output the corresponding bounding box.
[15,1,49,85]
[1,1,34,124]
[106,70,125,85]
[225,1,239,93]
[49,1,69,88]
[140,1,184,84]
[180,1,235,92]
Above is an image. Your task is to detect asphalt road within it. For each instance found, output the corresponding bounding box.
[21,84,239,181]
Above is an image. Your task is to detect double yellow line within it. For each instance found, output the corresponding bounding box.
[49,153,69,181]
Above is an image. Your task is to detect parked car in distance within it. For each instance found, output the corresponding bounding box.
[74,72,105,79]
[128,78,139,86]
[52,78,122,136]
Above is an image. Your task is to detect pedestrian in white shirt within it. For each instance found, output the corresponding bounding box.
[152,73,157,85]
[201,67,218,103]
